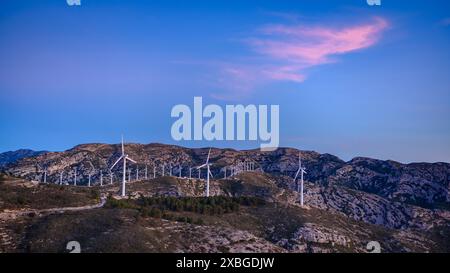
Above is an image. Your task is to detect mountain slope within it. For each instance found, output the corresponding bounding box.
[2,142,449,253]
[0,149,47,168]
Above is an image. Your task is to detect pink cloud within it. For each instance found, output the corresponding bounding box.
[252,17,389,80]
[212,17,388,98]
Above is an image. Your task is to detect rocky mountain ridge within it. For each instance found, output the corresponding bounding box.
[2,143,449,243]
[0,149,47,168]
[4,143,449,211]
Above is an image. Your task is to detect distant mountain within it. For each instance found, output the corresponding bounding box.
[0,149,47,168]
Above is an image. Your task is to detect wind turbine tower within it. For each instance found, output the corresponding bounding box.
[43,168,47,184]
[74,168,77,186]
[110,135,137,197]
[197,148,213,197]
[294,152,307,207]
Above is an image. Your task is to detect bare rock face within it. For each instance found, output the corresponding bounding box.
[181,224,286,253]
[287,223,352,252]
[327,158,450,209]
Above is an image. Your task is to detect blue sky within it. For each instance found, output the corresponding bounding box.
[0,0,449,163]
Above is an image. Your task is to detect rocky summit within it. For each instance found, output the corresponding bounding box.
[0,143,449,253]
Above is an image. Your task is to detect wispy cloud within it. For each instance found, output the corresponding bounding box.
[212,17,389,98]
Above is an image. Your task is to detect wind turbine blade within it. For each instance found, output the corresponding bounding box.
[121,135,125,155]
[303,170,307,174]
[197,164,207,169]
[126,156,137,164]
[111,156,124,170]
[206,148,211,164]
[208,169,213,178]
[294,169,300,180]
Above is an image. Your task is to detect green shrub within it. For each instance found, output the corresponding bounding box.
[195,218,204,225]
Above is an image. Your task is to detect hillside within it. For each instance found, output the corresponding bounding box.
[1,143,449,253]
[0,149,46,168]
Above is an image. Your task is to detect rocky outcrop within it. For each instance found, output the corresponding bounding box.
[0,149,46,168]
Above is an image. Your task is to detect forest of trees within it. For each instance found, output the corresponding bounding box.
[137,196,265,215]
[106,195,266,224]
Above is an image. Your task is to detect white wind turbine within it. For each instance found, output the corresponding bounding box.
[74,167,77,186]
[88,162,96,187]
[110,135,137,197]
[294,152,307,207]
[197,148,213,197]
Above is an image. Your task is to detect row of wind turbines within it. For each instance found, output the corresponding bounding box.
[39,135,307,205]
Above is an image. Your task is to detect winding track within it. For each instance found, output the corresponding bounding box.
[0,195,107,221]
[0,195,107,252]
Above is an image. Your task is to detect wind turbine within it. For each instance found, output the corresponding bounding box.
[136,166,139,181]
[74,167,77,186]
[100,171,103,186]
[179,165,182,178]
[196,148,213,197]
[43,168,47,184]
[59,172,63,185]
[162,163,165,176]
[145,165,148,179]
[109,171,113,185]
[294,152,307,207]
[153,165,156,178]
[189,167,192,179]
[110,135,137,197]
